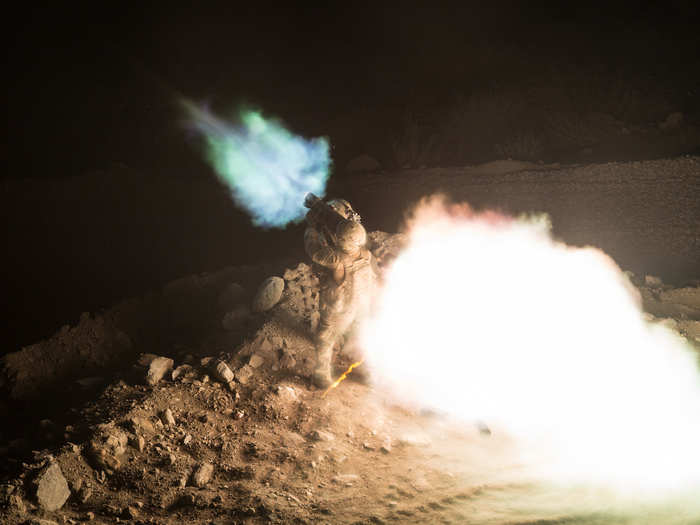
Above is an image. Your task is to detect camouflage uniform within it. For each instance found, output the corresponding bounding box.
[304,202,376,388]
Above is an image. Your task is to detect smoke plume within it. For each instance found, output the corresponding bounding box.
[362,196,700,495]
[183,101,330,228]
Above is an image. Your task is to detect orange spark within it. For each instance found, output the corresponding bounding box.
[322,360,364,397]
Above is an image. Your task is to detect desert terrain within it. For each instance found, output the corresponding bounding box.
[2,156,700,524]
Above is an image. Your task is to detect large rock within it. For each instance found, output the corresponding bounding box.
[34,462,70,511]
[252,276,285,312]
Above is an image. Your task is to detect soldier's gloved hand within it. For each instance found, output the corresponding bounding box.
[332,263,345,285]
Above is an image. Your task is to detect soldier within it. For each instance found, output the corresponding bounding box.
[304,196,377,388]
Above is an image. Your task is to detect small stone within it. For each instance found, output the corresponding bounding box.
[252,276,285,312]
[380,438,392,454]
[85,511,95,521]
[248,354,264,368]
[283,266,300,281]
[162,408,176,426]
[397,433,432,448]
[34,462,70,511]
[146,357,174,386]
[309,430,335,442]
[279,350,296,370]
[8,493,25,513]
[191,462,214,487]
[214,361,235,383]
[137,353,159,367]
[644,275,664,287]
[182,434,192,445]
[90,428,128,473]
[362,442,375,451]
[171,364,193,381]
[178,475,187,488]
[129,416,155,435]
[69,477,82,493]
[234,365,254,385]
[78,484,92,504]
[332,473,360,486]
[274,385,298,403]
[135,436,145,452]
[257,337,273,353]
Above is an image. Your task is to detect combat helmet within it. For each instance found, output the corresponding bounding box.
[328,198,361,223]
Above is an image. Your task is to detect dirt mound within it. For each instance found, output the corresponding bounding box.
[0,262,296,403]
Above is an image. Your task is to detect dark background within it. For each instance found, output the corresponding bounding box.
[4,2,700,354]
[7,3,700,179]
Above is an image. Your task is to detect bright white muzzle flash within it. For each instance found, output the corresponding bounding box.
[362,196,700,493]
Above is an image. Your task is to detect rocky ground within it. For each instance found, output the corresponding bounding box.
[1,224,700,524]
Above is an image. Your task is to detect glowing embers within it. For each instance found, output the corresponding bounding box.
[322,360,364,398]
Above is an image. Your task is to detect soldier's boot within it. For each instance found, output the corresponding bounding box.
[312,342,333,389]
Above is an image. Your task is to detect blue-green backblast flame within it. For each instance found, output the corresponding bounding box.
[183,101,330,228]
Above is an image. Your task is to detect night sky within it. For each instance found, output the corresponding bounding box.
[7,3,700,180]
